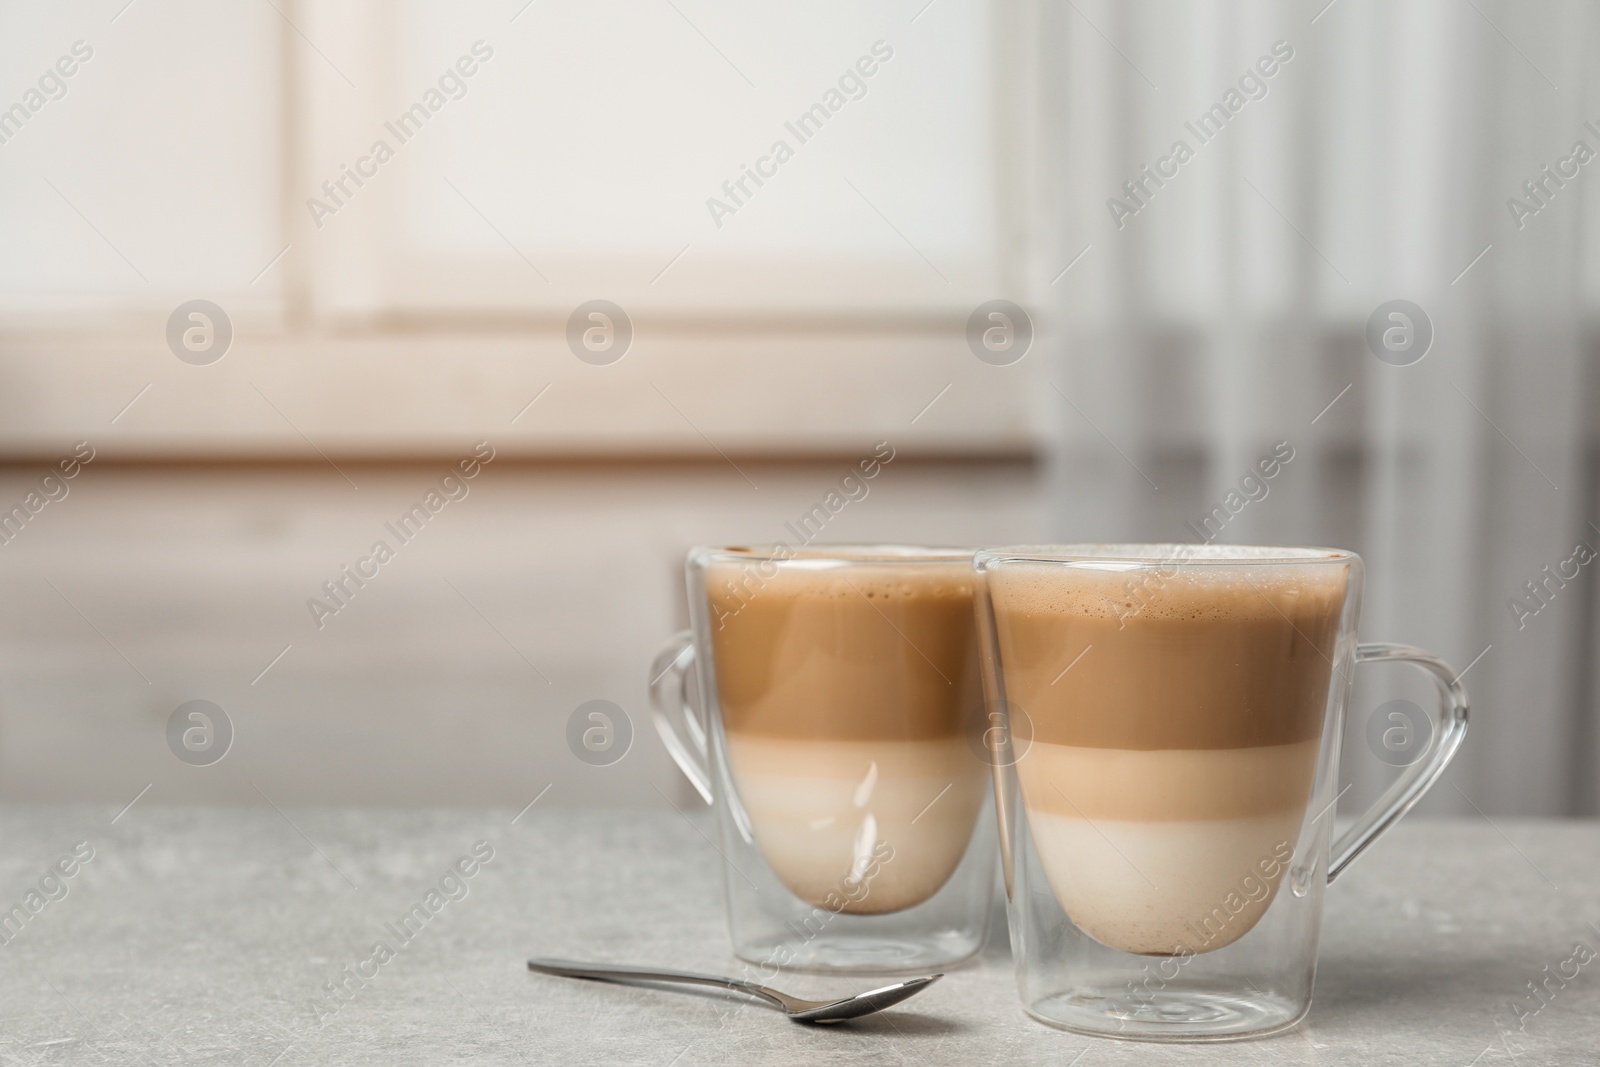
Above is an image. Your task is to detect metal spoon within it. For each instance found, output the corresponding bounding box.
[527,957,941,1023]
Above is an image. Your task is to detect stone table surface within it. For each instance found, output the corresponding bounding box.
[0,805,1594,1065]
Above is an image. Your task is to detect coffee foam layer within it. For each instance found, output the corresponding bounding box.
[725,734,986,915]
[986,555,1349,624]
[1017,741,1311,954]
[706,559,974,606]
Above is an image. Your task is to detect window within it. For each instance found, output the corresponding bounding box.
[0,1,1039,457]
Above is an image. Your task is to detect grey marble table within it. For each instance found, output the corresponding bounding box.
[0,805,1593,1065]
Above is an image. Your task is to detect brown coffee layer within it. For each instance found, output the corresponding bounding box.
[989,559,1347,749]
[707,558,980,741]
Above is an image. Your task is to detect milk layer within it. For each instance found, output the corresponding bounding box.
[726,734,986,915]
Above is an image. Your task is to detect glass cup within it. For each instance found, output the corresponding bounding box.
[650,544,997,974]
[973,544,1469,1041]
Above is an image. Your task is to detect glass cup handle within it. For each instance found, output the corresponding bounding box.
[648,630,713,804]
[1328,642,1470,882]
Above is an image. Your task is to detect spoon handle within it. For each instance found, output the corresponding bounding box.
[527,958,784,1009]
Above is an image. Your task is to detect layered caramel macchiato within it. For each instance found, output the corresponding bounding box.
[988,548,1347,954]
[706,550,985,915]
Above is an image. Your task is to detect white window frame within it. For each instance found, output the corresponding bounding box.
[0,0,1046,459]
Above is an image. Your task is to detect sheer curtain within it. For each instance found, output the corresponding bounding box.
[1036,0,1597,816]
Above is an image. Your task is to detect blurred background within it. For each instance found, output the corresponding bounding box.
[0,0,1592,818]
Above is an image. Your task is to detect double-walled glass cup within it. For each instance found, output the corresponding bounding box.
[651,545,997,974]
[974,545,1468,1041]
